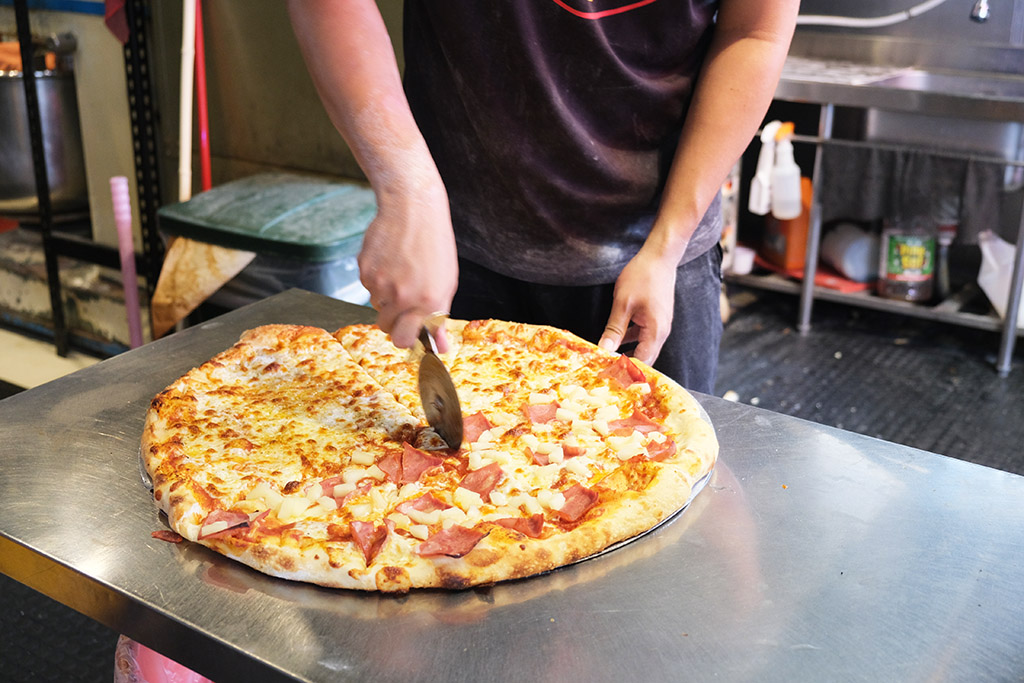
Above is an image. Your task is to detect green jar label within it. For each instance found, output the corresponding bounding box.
[884,235,935,282]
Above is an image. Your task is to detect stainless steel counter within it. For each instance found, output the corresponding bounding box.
[2,290,1023,682]
[777,56,1024,123]
[778,34,1024,123]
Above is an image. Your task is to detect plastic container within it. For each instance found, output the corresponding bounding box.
[730,245,756,275]
[977,229,1024,325]
[156,173,375,307]
[114,635,213,683]
[0,69,88,216]
[748,121,782,216]
[821,222,879,283]
[770,123,802,220]
[761,177,812,271]
[877,216,936,302]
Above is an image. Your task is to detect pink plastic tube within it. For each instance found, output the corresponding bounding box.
[115,635,213,683]
[110,176,144,348]
[135,641,213,683]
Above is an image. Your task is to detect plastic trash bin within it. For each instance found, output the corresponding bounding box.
[156,173,375,308]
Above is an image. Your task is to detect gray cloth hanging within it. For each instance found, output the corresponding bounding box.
[818,145,1007,244]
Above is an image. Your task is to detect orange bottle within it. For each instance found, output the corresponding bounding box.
[761,176,812,271]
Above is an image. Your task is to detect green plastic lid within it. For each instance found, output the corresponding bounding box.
[156,173,375,262]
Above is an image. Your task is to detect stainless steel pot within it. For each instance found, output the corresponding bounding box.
[0,69,88,217]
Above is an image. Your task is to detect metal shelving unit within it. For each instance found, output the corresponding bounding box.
[740,98,1024,376]
[8,0,163,356]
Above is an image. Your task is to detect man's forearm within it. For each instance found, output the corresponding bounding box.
[286,0,435,194]
[646,0,799,262]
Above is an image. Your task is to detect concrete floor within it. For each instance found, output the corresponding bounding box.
[716,286,1024,477]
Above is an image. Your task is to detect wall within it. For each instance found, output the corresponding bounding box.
[147,0,405,203]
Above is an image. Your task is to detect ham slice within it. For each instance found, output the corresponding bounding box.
[463,411,492,443]
[349,520,388,564]
[597,355,646,389]
[376,452,403,483]
[557,484,599,523]
[561,442,585,458]
[339,484,372,505]
[151,529,184,543]
[458,462,504,499]
[529,443,582,465]
[317,475,345,498]
[416,525,487,557]
[608,409,661,435]
[198,510,250,539]
[523,401,558,424]
[318,477,371,504]
[395,493,449,516]
[379,444,444,484]
[495,513,545,538]
[401,443,444,482]
[646,437,677,462]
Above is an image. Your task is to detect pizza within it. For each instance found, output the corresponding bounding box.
[141,319,717,592]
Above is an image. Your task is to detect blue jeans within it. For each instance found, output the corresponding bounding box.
[450,245,723,394]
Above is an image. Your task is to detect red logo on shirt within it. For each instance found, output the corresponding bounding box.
[548,0,660,19]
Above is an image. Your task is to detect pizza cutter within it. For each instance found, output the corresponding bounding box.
[417,320,463,449]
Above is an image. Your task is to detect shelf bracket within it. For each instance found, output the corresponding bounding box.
[797,103,834,335]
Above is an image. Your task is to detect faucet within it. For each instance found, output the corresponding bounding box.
[971,0,990,22]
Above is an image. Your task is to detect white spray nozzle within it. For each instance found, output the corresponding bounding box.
[748,121,783,216]
[760,120,784,145]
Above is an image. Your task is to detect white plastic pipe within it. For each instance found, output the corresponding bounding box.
[797,0,949,28]
[178,0,196,202]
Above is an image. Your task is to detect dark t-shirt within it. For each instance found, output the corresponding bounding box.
[404,0,722,286]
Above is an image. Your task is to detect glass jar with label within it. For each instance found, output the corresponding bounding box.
[877,215,936,303]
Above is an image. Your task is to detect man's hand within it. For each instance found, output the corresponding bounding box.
[598,247,679,365]
[359,170,458,352]
[596,0,797,365]
[287,1,459,352]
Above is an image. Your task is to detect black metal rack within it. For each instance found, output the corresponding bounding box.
[734,99,1024,376]
[9,0,163,357]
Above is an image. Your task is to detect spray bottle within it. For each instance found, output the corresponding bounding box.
[770,122,802,220]
[748,121,782,216]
